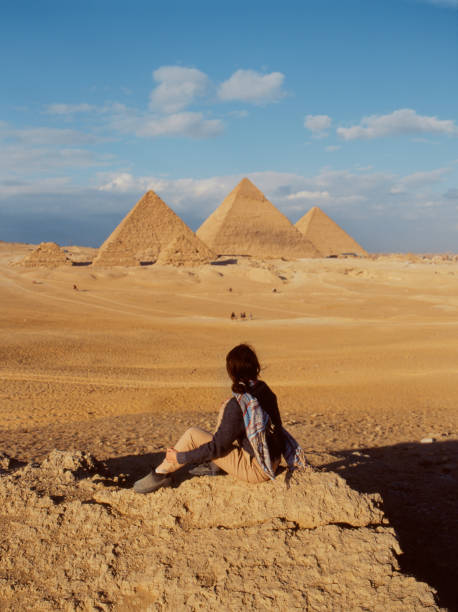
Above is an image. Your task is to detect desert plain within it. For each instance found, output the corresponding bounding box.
[0,240,457,610]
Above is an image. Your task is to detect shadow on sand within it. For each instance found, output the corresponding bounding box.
[100,452,163,487]
[100,451,199,489]
[322,439,458,611]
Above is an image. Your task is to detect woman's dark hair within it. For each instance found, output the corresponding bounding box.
[226,344,261,393]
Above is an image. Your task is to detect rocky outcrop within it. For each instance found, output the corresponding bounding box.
[0,451,439,611]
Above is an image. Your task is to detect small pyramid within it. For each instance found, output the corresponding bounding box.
[295,207,367,257]
[93,191,214,267]
[197,178,320,258]
[156,233,215,266]
[19,242,71,268]
[92,238,137,267]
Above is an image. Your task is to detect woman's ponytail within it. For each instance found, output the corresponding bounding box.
[232,378,249,394]
[226,344,261,393]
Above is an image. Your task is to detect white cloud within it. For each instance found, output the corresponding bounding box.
[45,103,96,115]
[304,114,332,137]
[287,190,330,201]
[337,109,458,140]
[98,173,233,211]
[150,66,210,113]
[0,122,112,176]
[44,102,127,117]
[218,69,285,104]
[98,173,166,194]
[114,111,223,139]
[0,146,110,176]
[399,167,451,186]
[0,177,74,197]
[325,145,341,152]
[12,166,455,217]
[0,124,96,146]
[390,167,451,194]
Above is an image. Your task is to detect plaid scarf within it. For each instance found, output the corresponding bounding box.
[233,385,307,481]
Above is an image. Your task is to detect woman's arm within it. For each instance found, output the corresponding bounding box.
[176,398,244,465]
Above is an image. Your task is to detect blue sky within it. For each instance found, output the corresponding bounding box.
[1,0,457,251]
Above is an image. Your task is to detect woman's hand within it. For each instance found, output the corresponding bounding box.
[166,447,181,466]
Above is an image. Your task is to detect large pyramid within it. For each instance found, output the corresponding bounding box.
[19,242,71,268]
[196,178,320,259]
[93,191,215,267]
[295,207,367,257]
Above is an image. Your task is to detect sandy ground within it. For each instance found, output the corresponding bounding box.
[0,242,457,609]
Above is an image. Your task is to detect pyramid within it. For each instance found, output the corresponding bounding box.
[19,242,71,268]
[156,232,215,266]
[91,238,137,267]
[295,207,367,257]
[92,191,215,267]
[196,178,320,259]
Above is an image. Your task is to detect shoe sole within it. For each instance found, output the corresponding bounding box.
[134,475,172,494]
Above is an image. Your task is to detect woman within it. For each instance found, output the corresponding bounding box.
[134,344,300,494]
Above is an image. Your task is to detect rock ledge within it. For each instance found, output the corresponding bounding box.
[0,451,440,611]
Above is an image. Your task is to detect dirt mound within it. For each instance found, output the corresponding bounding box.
[295,207,367,257]
[18,242,71,268]
[156,232,215,267]
[93,190,214,267]
[197,178,320,259]
[0,451,439,610]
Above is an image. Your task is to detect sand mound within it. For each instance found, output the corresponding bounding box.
[156,232,215,267]
[197,178,320,259]
[18,242,71,268]
[0,451,439,611]
[93,191,215,267]
[295,207,367,257]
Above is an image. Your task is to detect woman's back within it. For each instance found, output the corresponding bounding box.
[250,380,285,459]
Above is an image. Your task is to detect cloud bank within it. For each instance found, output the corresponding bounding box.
[337,109,458,140]
[1,164,457,252]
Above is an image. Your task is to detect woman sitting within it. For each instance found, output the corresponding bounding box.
[134,343,303,494]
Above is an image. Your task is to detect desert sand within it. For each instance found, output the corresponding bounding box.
[0,240,457,610]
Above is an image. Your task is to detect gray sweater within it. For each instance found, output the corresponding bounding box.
[176,380,284,466]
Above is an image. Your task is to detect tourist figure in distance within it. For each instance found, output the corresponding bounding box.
[134,344,306,494]
[230,311,236,320]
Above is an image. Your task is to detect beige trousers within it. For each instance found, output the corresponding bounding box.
[157,402,278,484]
